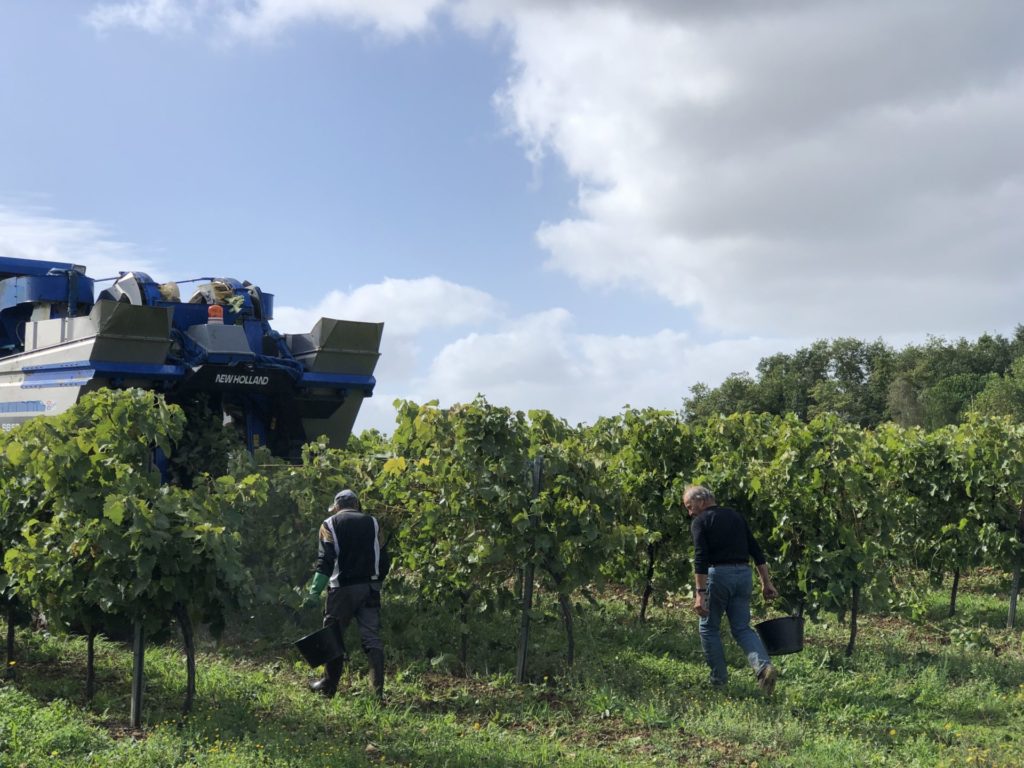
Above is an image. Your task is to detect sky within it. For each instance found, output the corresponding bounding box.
[1,0,1022,433]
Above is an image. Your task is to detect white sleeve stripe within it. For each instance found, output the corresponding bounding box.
[326,517,341,585]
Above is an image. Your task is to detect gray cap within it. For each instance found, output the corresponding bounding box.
[333,489,360,510]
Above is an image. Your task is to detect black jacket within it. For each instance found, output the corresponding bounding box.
[691,505,766,576]
[315,508,391,588]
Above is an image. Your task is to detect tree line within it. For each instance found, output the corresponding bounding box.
[684,327,1024,429]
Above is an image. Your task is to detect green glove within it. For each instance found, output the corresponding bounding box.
[300,573,328,609]
[308,572,329,597]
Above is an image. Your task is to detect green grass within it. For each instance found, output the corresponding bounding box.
[2,572,1023,767]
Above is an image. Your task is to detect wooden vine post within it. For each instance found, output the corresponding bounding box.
[130,621,145,729]
[516,456,543,684]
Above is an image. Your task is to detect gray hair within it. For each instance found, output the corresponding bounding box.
[683,484,715,505]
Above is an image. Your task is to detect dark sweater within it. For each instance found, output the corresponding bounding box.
[315,509,391,587]
[690,505,766,576]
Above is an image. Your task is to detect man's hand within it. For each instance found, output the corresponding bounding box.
[755,564,779,601]
[299,572,330,610]
[693,592,709,618]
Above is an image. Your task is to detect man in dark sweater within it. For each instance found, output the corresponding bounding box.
[305,489,390,699]
[686,484,779,693]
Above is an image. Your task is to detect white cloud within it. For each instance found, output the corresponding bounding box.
[274,276,501,407]
[87,0,1024,342]
[483,0,1024,339]
[272,276,499,336]
[0,204,157,281]
[415,307,794,426]
[277,283,793,433]
[222,0,446,40]
[76,0,1024,430]
[87,0,199,34]
[86,0,447,38]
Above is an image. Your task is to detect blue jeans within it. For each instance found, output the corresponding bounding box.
[699,565,771,685]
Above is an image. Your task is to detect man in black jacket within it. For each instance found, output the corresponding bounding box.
[686,484,779,694]
[305,489,390,699]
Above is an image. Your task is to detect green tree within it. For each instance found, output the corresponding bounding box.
[525,411,626,666]
[919,373,988,428]
[692,411,779,545]
[758,414,900,655]
[221,434,389,636]
[0,427,34,674]
[683,373,762,422]
[381,398,531,667]
[894,425,979,616]
[943,415,1024,626]
[606,408,697,620]
[888,333,1018,428]
[2,390,261,710]
[806,338,896,426]
[971,357,1024,421]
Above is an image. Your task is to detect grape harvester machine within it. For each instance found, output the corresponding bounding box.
[0,256,383,458]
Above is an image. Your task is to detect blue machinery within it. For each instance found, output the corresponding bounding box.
[0,256,383,457]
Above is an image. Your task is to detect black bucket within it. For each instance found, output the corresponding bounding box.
[294,624,345,667]
[755,616,804,655]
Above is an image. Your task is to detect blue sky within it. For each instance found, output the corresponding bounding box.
[2,4,571,302]
[2,1,1022,432]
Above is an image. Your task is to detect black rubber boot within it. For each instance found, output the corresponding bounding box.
[368,648,385,700]
[309,655,343,698]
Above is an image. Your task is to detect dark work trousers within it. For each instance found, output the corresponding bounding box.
[322,582,383,657]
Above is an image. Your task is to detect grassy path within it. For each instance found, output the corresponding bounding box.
[2,575,1022,767]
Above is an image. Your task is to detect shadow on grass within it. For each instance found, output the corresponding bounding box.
[3,617,644,768]
[4,579,1021,767]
